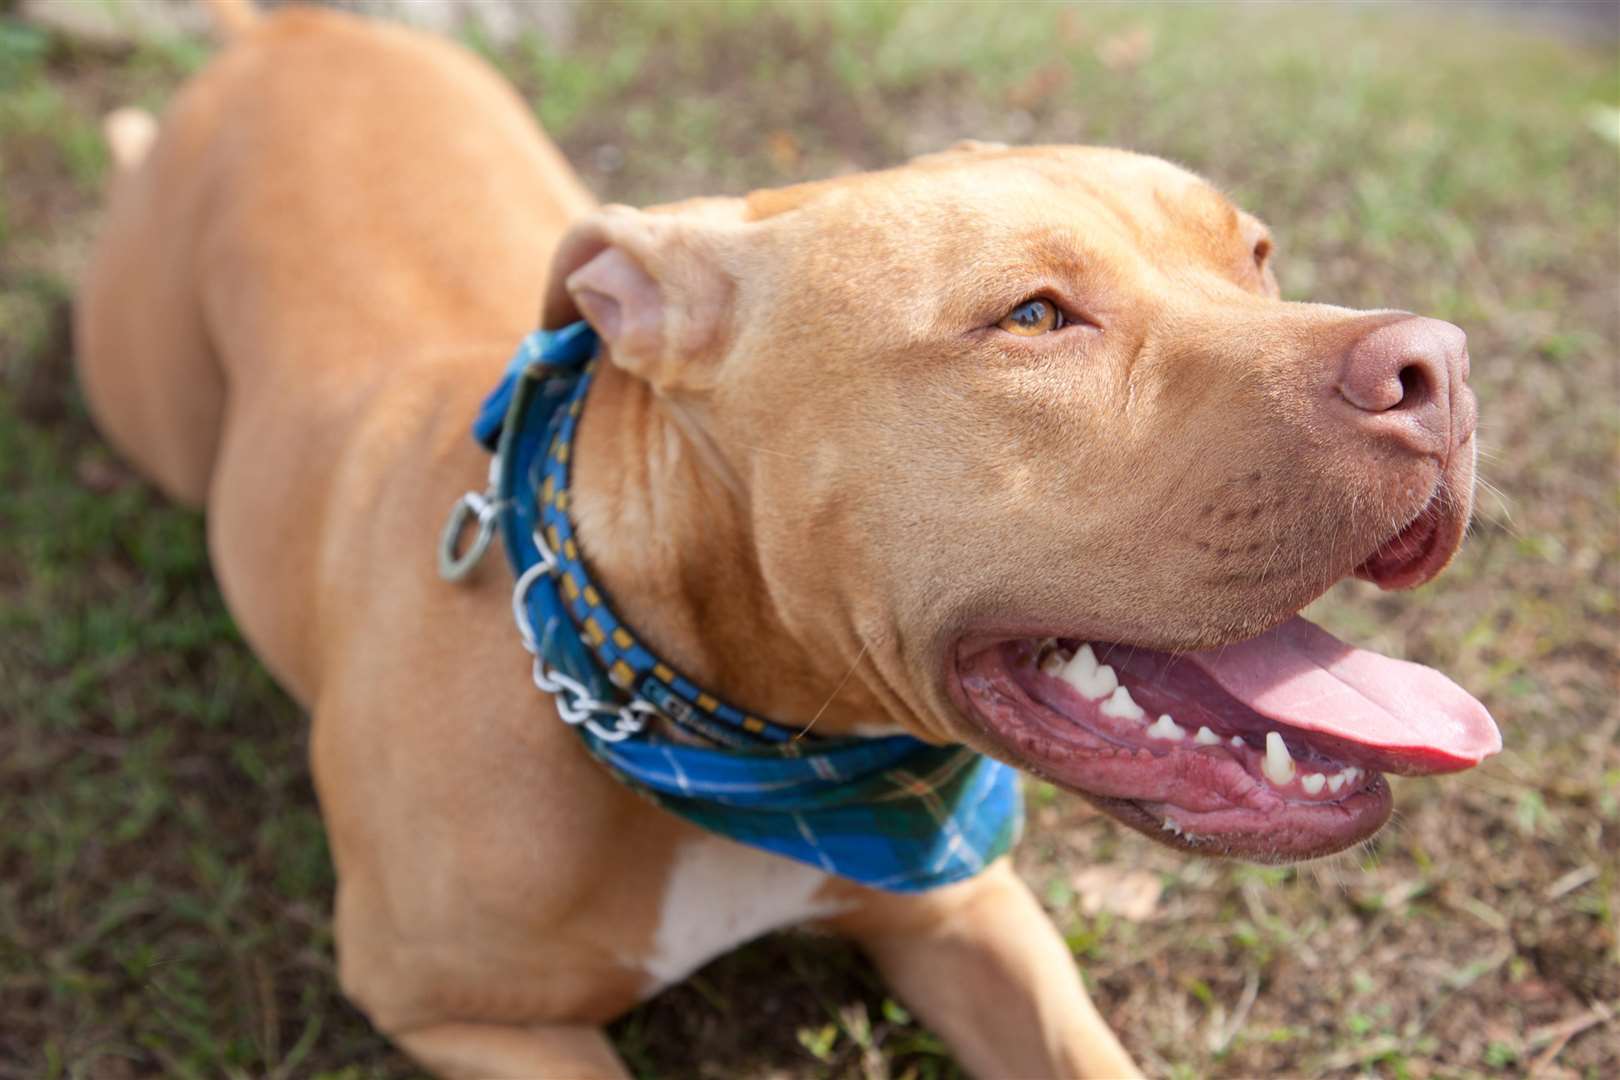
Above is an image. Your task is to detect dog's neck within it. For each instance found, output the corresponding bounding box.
[566,360,902,739]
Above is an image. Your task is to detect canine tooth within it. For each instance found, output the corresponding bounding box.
[1262,731,1296,785]
[1146,714,1186,741]
[1194,725,1222,746]
[1060,644,1119,700]
[1301,772,1326,795]
[1100,686,1146,720]
[1327,773,1347,793]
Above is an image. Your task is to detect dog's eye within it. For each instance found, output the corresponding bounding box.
[998,298,1063,336]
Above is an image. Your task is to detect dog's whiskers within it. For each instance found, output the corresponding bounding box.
[737,442,808,462]
[795,640,870,740]
[1473,473,1520,537]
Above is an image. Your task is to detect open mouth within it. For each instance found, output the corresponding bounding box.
[954,607,1499,862]
[951,461,1498,861]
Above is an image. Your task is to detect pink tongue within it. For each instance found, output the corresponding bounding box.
[1185,616,1501,773]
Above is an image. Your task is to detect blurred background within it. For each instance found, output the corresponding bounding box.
[1,1,1616,1077]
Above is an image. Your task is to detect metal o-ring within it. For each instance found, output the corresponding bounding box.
[437,492,498,581]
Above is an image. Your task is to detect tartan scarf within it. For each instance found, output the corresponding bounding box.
[465,322,1021,892]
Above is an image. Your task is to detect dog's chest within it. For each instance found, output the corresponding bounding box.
[632,835,855,994]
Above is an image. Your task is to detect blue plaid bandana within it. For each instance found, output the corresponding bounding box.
[445,322,1021,892]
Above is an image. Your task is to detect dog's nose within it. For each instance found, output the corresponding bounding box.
[1338,316,1472,457]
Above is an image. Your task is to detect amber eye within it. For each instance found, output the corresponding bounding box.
[998,297,1063,336]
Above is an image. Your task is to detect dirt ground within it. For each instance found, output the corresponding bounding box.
[2,2,1616,1078]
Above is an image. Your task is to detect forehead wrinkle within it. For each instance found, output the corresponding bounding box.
[950,225,1089,306]
[1012,152,1237,259]
[915,189,1109,330]
[1151,183,1245,251]
[985,160,1149,250]
[1017,226,1090,280]
[921,160,1151,276]
[1013,152,1215,234]
[767,173,1055,340]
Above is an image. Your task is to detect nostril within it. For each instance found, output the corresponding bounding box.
[1339,316,1461,417]
[1336,315,1466,455]
[1395,362,1431,410]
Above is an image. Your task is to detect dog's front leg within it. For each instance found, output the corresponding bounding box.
[395,1021,629,1080]
[826,859,1141,1079]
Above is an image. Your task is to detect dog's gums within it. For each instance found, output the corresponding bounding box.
[955,615,1498,861]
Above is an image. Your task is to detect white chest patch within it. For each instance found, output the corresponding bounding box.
[636,834,854,995]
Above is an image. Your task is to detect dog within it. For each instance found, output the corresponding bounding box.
[75,1,1500,1075]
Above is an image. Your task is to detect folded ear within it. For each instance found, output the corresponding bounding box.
[542,204,740,393]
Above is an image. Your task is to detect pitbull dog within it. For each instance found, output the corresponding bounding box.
[75,1,1499,1076]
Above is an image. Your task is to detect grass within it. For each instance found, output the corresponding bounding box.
[2,1,1617,1077]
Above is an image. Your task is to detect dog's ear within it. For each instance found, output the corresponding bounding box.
[542,204,739,393]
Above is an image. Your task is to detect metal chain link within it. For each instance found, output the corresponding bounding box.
[509,530,660,743]
[436,357,662,743]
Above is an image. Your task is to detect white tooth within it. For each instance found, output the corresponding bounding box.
[1194,725,1222,746]
[1327,773,1347,793]
[1060,644,1118,701]
[1230,735,1245,749]
[1262,731,1296,785]
[1161,816,1183,835]
[1068,643,1098,675]
[1301,772,1326,795]
[1100,685,1146,720]
[1146,714,1186,741]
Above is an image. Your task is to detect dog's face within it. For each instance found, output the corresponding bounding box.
[551,144,1498,862]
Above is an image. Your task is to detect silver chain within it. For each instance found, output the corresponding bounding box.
[438,414,662,742]
[508,528,660,743]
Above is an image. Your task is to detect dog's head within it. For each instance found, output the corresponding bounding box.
[544,143,1498,862]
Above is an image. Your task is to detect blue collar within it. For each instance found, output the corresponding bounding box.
[440,323,1021,892]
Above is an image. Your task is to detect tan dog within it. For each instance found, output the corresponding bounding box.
[76,2,1499,1076]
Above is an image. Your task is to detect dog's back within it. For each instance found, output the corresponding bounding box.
[75,2,591,508]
